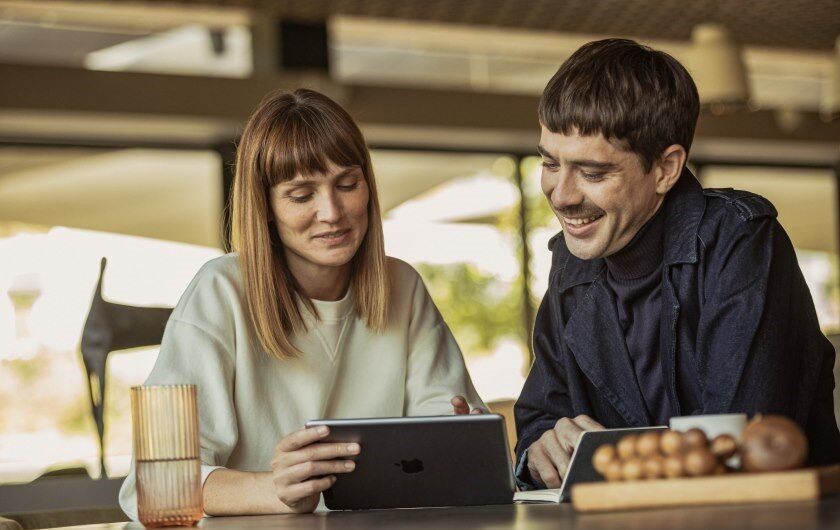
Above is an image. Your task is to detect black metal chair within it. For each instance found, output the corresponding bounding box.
[80,258,172,477]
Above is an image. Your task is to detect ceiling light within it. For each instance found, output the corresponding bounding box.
[688,23,750,114]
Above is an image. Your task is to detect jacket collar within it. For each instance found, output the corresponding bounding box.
[554,167,704,293]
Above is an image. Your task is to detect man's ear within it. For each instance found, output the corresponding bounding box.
[653,144,687,195]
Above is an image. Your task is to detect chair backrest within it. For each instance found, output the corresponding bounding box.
[0,516,22,530]
[829,334,840,428]
[487,398,517,462]
[80,257,172,475]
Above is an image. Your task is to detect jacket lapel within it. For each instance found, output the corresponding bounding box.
[563,275,652,427]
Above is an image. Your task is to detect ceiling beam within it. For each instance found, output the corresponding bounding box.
[0,62,838,161]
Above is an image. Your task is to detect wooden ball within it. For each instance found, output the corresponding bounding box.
[683,428,709,450]
[617,434,638,460]
[740,415,808,472]
[637,432,662,458]
[684,448,718,477]
[660,430,684,456]
[643,454,665,479]
[663,455,685,478]
[621,457,644,481]
[593,444,617,475]
[604,459,624,482]
[710,434,738,460]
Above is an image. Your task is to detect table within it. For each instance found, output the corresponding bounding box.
[59,496,840,530]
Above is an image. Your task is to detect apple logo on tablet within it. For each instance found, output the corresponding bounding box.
[395,458,424,474]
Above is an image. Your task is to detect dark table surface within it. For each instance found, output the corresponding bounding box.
[60,496,840,530]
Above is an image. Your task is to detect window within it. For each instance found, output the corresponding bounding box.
[701,166,839,333]
[0,147,223,483]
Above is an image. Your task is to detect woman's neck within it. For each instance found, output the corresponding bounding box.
[285,251,352,301]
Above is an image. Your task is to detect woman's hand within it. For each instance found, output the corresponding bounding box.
[270,426,360,513]
[451,395,485,415]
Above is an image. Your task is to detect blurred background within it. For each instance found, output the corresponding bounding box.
[0,0,838,520]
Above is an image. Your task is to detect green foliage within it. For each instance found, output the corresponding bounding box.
[415,262,524,357]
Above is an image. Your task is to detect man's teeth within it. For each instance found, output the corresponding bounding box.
[565,216,600,226]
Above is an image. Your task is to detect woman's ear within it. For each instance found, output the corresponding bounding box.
[654,144,687,195]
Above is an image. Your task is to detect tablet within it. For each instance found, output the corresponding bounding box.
[305,415,515,510]
[557,426,667,502]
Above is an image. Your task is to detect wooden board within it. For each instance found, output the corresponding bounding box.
[572,465,840,513]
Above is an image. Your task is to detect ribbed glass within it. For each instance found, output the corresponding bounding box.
[131,385,202,527]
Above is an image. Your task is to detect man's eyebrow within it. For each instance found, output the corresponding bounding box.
[567,158,619,171]
[536,145,556,160]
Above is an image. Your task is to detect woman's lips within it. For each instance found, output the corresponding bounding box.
[314,229,351,245]
[563,214,604,238]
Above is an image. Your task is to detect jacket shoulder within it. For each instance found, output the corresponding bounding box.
[703,187,778,222]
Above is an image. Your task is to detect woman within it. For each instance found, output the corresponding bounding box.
[118,89,484,517]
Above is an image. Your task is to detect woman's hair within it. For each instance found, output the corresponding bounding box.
[231,88,389,359]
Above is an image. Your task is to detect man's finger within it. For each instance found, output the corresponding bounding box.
[528,446,562,489]
[280,442,361,466]
[277,426,329,453]
[572,415,606,432]
[553,418,585,453]
[470,407,485,415]
[540,431,572,480]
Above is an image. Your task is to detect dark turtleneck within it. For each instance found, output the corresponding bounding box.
[604,204,670,425]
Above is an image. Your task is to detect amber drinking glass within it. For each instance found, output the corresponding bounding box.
[131,384,203,527]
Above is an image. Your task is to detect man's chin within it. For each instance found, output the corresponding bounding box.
[565,239,607,261]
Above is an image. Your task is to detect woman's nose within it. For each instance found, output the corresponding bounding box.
[315,192,342,223]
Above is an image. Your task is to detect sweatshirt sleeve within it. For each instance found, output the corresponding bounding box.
[402,271,486,416]
[119,263,239,520]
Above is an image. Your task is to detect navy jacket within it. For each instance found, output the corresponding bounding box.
[515,169,840,488]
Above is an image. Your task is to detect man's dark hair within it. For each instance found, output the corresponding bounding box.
[539,38,700,172]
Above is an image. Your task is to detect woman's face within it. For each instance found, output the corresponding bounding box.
[269,161,369,278]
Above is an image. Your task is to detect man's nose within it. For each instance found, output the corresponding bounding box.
[550,170,583,211]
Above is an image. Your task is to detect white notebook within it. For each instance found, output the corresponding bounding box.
[513,489,561,503]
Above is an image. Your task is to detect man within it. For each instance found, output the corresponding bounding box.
[515,38,840,489]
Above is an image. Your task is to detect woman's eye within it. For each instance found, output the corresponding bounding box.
[289,194,312,203]
[338,182,360,192]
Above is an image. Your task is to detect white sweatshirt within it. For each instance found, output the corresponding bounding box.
[119,254,484,518]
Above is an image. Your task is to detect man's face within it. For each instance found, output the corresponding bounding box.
[539,126,665,260]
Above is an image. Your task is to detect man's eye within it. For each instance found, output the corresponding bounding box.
[581,172,604,181]
[289,194,312,203]
[541,161,559,171]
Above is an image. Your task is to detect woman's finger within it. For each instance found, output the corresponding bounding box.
[276,426,329,453]
[279,442,361,466]
[283,459,356,483]
[280,476,336,506]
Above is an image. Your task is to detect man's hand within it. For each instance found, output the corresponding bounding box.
[270,426,360,513]
[526,415,605,488]
[451,395,484,415]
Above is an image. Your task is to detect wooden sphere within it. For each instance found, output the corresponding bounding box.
[682,428,709,450]
[617,434,639,460]
[684,448,718,477]
[604,459,624,482]
[593,444,617,475]
[710,434,738,460]
[643,454,666,479]
[621,457,644,481]
[660,430,684,456]
[637,432,662,458]
[663,455,685,478]
[740,415,808,472]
